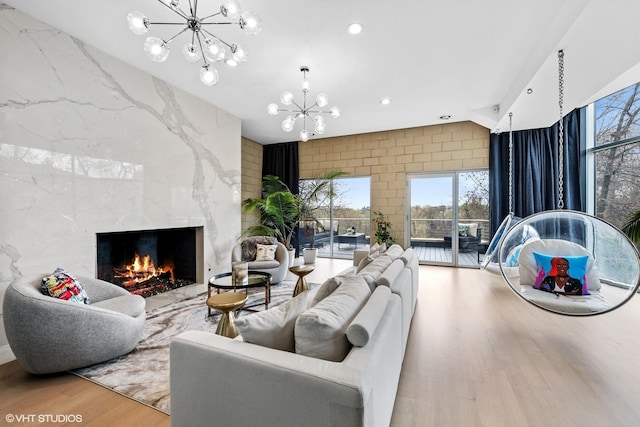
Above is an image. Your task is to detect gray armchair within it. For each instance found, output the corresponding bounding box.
[231,237,289,284]
[3,273,145,374]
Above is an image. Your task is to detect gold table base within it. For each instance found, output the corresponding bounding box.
[288,265,315,297]
[206,292,247,338]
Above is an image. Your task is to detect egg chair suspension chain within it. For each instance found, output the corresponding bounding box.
[508,112,514,215]
[557,49,565,209]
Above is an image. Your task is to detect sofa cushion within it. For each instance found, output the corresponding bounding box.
[384,244,404,260]
[235,291,309,352]
[357,254,393,291]
[309,272,354,307]
[356,251,380,273]
[91,294,146,318]
[376,259,405,289]
[247,260,280,269]
[346,286,391,347]
[41,268,90,304]
[295,274,371,361]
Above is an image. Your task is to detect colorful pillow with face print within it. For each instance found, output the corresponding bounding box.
[532,252,590,296]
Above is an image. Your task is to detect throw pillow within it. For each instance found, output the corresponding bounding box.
[506,244,525,267]
[235,291,309,352]
[241,236,277,261]
[532,252,590,296]
[467,223,479,238]
[369,242,381,255]
[309,273,353,307]
[356,253,378,273]
[295,274,371,361]
[41,267,90,304]
[255,244,277,261]
[458,224,469,237]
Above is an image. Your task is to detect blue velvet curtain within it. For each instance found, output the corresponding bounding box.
[489,108,585,239]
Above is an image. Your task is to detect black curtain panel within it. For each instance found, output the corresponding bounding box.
[262,141,300,252]
[489,109,585,238]
[262,141,299,194]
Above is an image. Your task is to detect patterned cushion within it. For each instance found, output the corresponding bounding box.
[41,268,90,304]
[533,252,590,295]
[255,244,277,261]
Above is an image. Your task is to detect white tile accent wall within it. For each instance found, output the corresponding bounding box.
[0,5,242,358]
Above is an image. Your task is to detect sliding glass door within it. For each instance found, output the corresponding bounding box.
[407,170,489,267]
[407,174,456,266]
[298,176,371,259]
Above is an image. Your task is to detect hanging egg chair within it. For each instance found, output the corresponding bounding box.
[497,50,640,316]
[498,210,640,315]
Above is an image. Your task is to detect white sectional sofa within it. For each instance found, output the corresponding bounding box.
[170,244,419,427]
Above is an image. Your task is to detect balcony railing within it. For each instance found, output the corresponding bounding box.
[310,217,489,243]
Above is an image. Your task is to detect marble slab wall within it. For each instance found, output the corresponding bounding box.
[0,5,242,355]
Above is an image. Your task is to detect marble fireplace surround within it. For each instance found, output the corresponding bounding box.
[0,5,242,362]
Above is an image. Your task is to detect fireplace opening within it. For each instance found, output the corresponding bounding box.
[97,227,202,297]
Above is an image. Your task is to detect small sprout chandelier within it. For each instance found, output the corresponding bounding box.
[126,0,262,86]
[267,66,341,142]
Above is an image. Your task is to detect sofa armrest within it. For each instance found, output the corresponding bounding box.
[353,249,370,266]
[170,331,368,427]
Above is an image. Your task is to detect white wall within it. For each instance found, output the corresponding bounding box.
[0,6,242,361]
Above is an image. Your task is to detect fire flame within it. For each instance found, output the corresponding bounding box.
[114,253,174,286]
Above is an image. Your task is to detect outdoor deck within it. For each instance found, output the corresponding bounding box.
[313,240,485,268]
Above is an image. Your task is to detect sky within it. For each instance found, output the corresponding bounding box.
[330,172,488,210]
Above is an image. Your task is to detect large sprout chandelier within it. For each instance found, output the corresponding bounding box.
[126,0,262,86]
[267,66,341,142]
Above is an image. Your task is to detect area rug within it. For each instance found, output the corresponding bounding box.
[71,280,308,414]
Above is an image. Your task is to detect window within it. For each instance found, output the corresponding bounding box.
[298,176,371,259]
[591,82,640,230]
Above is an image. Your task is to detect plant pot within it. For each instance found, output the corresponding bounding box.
[303,248,318,264]
[288,248,296,267]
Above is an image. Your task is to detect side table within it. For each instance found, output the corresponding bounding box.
[288,265,315,297]
[206,292,247,338]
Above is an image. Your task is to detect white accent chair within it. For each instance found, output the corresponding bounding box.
[231,237,289,284]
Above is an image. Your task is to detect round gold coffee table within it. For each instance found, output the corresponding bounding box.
[288,265,315,297]
[206,292,247,338]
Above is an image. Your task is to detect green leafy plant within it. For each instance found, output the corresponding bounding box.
[372,211,395,246]
[242,175,299,250]
[622,208,640,244]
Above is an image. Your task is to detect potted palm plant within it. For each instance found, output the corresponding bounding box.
[241,175,299,261]
[298,169,346,264]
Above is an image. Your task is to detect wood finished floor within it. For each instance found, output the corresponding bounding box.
[2,258,640,426]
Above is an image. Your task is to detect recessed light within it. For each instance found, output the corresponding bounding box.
[439,115,451,120]
[347,22,363,35]
[380,98,391,105]
[527,88,534,94]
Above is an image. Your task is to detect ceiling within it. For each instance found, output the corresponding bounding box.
[5,0,640,144]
